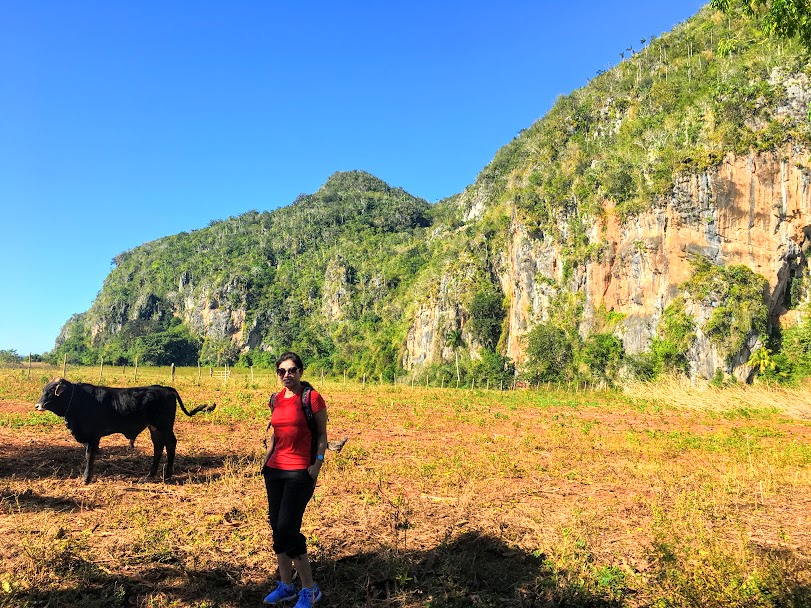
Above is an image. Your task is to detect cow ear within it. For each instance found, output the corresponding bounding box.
[54,380,66,397]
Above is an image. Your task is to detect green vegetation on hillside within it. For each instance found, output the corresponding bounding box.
[495,8,810,234]
[44,7,811,387]
[712,0,811,49]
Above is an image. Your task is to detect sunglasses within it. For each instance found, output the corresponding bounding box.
[276,366,299,377]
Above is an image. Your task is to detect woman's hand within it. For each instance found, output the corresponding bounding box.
[308,460,323,480]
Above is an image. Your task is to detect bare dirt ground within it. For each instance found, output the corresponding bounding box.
[1,374,810,607]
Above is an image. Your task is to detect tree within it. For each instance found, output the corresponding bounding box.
[711,0,811,48]
[582,333,624,384]
[470,350,515,388]
[524,323,574,383]
[0,349,22,365]
[445,329,464,388]
[468,289,505,350]
[135,325,201,366]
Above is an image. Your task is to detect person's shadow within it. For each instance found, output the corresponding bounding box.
[5,531,626,607]
[7,525,811,607]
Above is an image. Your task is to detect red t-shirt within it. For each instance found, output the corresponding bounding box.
[266,388,326,470]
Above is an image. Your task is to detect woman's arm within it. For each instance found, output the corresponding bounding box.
[262,433,275,470]
[307,408,328,480]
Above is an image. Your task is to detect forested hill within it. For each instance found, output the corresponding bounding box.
[55,170,439,372]
[53,5,811,385]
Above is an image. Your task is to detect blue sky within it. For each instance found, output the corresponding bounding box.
[0,1,707,356]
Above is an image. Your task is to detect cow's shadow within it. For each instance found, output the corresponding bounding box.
[0,487,96,513]
[0,441,232,484]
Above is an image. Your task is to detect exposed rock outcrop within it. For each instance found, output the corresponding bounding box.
[403,146,811,380]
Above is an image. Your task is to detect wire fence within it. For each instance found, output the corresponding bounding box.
[0,360,615,393]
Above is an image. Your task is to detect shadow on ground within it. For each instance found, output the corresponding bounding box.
[5,532,621,608]
[0,441,231,484]
[6,531,811,607]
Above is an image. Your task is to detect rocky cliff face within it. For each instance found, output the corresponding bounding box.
[404,146,811,380]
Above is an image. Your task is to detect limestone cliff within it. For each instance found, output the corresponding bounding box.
[402,147,811,380]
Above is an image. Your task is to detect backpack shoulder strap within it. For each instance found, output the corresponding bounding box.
[300,385,318,464]
[300,386,315,429]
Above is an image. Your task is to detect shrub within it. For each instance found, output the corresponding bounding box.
[470,349,515,388]
[582,333,624,384]
[524,324,576,383]
[685,259,768,361]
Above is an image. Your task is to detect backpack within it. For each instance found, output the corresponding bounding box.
[264,382,318,464]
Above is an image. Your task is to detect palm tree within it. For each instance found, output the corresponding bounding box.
[445,329,463,388]
[747,347,775,375]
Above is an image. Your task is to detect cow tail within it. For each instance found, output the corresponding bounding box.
[175,389,216,416]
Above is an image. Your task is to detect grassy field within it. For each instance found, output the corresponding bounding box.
[0,365,809,607]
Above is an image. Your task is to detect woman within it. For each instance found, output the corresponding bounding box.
[262,352,328,607]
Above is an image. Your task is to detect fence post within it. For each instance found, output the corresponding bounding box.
[343,370,347,383]
[134,356,138,382]
[321,369,324,385]
[171,363,175,383]
[99,357,104,382]
[363,374,366,387]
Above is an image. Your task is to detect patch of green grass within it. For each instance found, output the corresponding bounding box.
[720,406,781,420]
[0,412,61,429]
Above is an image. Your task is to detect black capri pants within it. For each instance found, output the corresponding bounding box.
[262,467,316,558]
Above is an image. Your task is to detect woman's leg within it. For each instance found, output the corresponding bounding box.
[277,554,294,584]
[293,554,314,588]
[264,472,294,583]
[276,472,315,559]
[266,470,316,580]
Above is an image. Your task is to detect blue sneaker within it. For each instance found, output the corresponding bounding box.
[294,584,322,607]
[263,581,297,604]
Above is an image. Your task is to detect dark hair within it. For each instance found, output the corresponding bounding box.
[276,351,304,371]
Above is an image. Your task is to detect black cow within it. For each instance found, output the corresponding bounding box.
[35,378,215,483]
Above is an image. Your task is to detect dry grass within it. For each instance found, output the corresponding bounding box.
[0,366,809,607]
[623,376,811,420]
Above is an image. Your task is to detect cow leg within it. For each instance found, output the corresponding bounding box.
[83,441,99,484]
[164,430,177,480]
[147,426,164,479]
